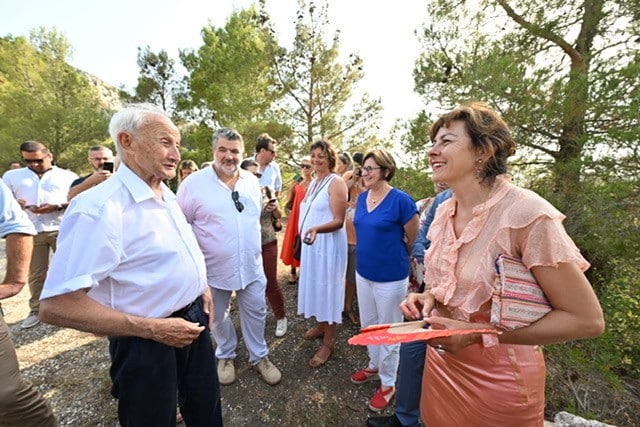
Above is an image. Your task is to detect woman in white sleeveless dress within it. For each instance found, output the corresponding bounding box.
[297,140,348,368]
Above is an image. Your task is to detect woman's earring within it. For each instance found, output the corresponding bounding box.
[475,158,483,180]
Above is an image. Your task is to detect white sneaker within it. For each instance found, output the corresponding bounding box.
[21,311,40,329]
[217,359,236,385]
[275,317,288,337]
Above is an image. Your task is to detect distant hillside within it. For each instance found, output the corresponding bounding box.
[80,70,122,110]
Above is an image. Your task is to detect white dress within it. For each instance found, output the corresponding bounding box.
[297,174,347,324]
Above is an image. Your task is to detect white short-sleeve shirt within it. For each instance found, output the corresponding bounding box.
[2,166,78,232]
[41,163,207,319]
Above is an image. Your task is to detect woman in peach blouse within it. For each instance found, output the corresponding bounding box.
[402,102,604,426]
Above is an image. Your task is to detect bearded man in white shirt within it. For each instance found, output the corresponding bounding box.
[39,103,223,426]
[177,128,282,387]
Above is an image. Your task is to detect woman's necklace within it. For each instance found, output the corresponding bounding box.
[368,185,390,204]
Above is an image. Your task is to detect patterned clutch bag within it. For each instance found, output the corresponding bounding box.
[490,254,552,330]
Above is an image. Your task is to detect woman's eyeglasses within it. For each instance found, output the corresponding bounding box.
[301,164,312,169]
[361,166,382,173]
[231,191,244,212]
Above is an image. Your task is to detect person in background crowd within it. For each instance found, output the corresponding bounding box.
[298,139,348,368]
[280,156,313,284]
[351,149,419,412]
[336,151,354,175]
[408,183,450,296]
[68,145,115,200]
[402,102,604,426]
[39,103,223,426]
[8,161,21,170]
[241,158,288,338]
[341,151,364,326]
[352,152,364,167]
[0,179,57,426]
[366,187,452,427]
[177,159,199,186]
[178,128,282,387]
[414,182,449,226]
[2,141,78,329]
[252,133,282,197]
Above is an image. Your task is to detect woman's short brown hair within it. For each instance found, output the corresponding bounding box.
[362,149,397,182]
[310,139,338,171]
[429,102,516,184]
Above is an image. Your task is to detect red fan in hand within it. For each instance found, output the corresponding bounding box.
[348,320,500,346]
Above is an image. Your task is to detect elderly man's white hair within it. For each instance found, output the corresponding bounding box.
[108,103,170,157]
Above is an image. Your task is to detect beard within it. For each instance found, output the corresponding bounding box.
[216,161,239,177]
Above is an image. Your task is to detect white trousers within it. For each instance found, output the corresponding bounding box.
[356,272,408,387]
[212,278,269,365]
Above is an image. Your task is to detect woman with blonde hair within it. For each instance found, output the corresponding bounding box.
[177,159,199,185]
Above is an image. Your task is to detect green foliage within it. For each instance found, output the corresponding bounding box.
[131,47,180,115]
[406,0,640,192]
[597,262,640,377]
[179,5,281,129]
[392,167,434,202]
[0,29,110,170]
[528,176,640,382]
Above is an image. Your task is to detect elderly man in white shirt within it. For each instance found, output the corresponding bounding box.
[39,103,222,426]
[177,128,282,387]
[2,141,78,329]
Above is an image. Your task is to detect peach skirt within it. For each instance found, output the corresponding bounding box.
[421,343,545,427]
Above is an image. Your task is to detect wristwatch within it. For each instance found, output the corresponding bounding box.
[56,204,64,211]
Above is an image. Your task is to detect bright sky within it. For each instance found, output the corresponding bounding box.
[0,0,427,134]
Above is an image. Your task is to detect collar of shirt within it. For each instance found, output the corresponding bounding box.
[115,162,176,205]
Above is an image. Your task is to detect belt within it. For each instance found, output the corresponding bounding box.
[170,296,201,318]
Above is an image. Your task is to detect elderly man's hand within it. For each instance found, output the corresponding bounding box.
[150,318,205,348]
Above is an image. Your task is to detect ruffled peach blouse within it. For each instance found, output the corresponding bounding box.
[424,175,589,322]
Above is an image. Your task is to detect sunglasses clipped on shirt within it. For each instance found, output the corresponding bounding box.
[231,191,244,213]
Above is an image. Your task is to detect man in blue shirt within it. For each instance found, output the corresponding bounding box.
[0,180,57,425]
[367,188,452,427]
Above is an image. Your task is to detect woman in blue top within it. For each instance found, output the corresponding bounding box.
[350,149,420,412]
